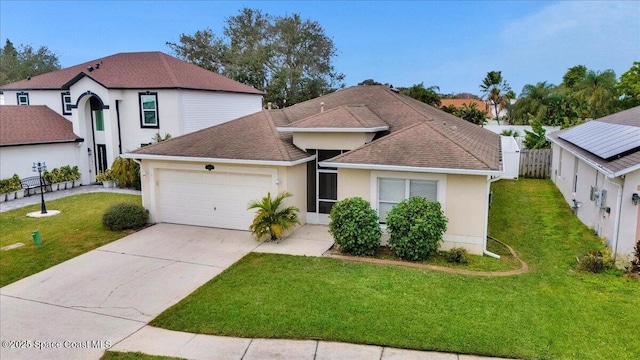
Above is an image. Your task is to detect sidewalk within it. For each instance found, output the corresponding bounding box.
[112,326,508,360]
[0,185,141,213]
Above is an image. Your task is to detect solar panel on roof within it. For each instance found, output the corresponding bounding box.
[559,121,640,160]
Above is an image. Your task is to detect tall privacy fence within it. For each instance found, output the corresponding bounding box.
[519,149,552,179]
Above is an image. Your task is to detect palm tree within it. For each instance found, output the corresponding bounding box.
[440,104,457,114]
[479,71,512,124]
[575,70,618,119]
[248,191,300,241]
[400,83,441,107]
[514,82,556,123]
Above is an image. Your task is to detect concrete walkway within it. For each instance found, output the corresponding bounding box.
[0,184,141,213]
[1,187,512,360]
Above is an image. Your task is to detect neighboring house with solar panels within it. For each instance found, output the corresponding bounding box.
[547,106,640,258]
[0,52,263,184]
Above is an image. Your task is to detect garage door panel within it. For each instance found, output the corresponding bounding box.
[156,169,272,230]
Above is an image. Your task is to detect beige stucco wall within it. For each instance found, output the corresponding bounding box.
[336,168,487,254]
[139,159,308,231]
[292,132,375,151]
[281,163,308,226]
[337,168,371,200]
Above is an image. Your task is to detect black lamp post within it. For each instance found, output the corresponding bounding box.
[32,161,47,214]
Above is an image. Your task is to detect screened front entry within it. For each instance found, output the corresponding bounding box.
[307,149,346,223]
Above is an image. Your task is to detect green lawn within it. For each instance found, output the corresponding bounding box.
[150,179,640,360]
[0,192,142,287]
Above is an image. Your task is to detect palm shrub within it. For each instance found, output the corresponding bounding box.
[248,191,300,241]
[111,157,141,189]
[102,202,149,231]
[329,197,381,256]
[386,197,448,261]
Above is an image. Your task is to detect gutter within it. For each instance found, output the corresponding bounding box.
[122,153,316,167]
[604,176,623,260]
[484,175,503,259]
[319,161,503,177]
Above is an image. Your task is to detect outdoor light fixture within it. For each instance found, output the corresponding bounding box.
[632,193,640,206]
[571,198,582,210]
[32,161,48,214]
[205,164,215,171]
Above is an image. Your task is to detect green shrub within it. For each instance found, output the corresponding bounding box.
[102,202,149,231]
[446,247,469,264]
[386,197,448,261]
[577,250,614,273]
[329,197,381,256]
[110,157,141,189]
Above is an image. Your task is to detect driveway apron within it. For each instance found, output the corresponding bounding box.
[0,223,261,360]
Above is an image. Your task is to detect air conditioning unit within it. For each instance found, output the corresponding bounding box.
[596,189,607,209]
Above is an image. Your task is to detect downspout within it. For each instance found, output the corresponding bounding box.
[484,175,502,259]
[604,176,623,260]
[116,100,123,154]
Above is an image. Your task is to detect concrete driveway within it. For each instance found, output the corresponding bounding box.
[0,223,332,360]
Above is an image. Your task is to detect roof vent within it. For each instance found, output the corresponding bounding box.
[87,66,94,72]
[390,87,399,93]
[450,126,458,131]
[26,76,31,81]
[267,102,272,109]
[320,102,325,113]
[95,63,100,69]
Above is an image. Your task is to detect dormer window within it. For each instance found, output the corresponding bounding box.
[17,92,29,105]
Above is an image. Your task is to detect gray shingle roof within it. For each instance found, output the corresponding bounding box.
[130,85,502,171]
[547,105,640,175]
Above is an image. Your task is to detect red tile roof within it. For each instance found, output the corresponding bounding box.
[0,52,264,95]
[130,85,501,171]
[0,106,82,146]
[440,99,492,116]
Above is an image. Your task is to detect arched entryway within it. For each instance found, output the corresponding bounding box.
[75,92,109,183]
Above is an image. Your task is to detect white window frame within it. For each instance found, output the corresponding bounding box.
[139,92,159,128]
[17,92,29,105]
[61,92,73,115]
[370,171,447,224]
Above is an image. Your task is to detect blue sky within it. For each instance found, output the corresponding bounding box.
[1,1,638,96]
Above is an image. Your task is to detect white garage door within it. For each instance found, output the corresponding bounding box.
[156,169,273,230]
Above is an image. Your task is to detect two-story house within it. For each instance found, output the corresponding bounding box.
[0,51,263,183]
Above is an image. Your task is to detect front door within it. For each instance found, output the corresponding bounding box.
[96,144,108,174]
[307,150,344,224]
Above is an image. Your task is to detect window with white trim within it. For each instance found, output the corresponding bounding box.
[17,92,29,105]
[139,92,159,128]
[61,92,72,115]
[377,178,438,223]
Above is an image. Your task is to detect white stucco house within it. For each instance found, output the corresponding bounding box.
[0,52,263,184]
[0,106,83,179]
[547,106,640,258]
[125,85,505,256]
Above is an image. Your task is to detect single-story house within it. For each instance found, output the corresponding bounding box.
[0,51,263,184]
[547,105,640,258]
[0,106,83,179]
[125,85,503,255]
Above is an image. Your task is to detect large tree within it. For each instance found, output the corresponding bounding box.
[575,69,618,119]
[0,39,60,85]
[399,83,441,107]
[167,8,344,107]
[479,71,512,124]
[617,62,640,109]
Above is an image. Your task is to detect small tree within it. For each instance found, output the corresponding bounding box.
[386,197,448,261]
[329,197,381,256]
[523,118,551,149]
[500,129,520,137]
[111,157,141,189]
[454,102,487,126]
[248,191,300,241]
